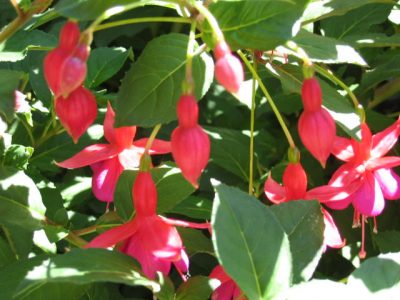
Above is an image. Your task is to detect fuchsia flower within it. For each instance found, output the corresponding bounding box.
[86,170,209,279]
[209,265,246,300]
[298,77,336,167]
[264,162,345,251]
[214,41,244,94]
[171,95,210,188]
[55,86,97,143]
[58,103,171,202]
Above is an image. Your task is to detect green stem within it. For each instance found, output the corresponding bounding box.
[93,16,191,32]
[368,77,400,109]
[184,21,197,94]
[144,124,162,154]
[20,119,34,145]
[313,64,360,109]
[238,50,296,149]
[248,53,257,195]
[192,1,224,42]
[64,232,87,248]
[2,226,19,260]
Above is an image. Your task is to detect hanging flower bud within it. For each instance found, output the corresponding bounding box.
[282,162,308,200]
[55,86,97,143]
[301,77,322,112]
[133,171,158,217]
[177,95,198,128]
[214,41,244,94]
[172,125,210,188]
[59,21,80,51]
[298,108,336,167]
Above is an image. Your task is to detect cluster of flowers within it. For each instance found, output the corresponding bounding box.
[44,21,97,143]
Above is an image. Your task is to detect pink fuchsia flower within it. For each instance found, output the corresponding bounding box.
[57,103,171,202]
[86,170,209,279]
[214,41,244,94]
[55,86,97,143]
[44,21,89,99]
[171,95,210,188]
[264,162,345,251]
[298,77,336,167]
[209,265,246,300]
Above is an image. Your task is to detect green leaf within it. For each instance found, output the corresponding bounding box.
[155,273,175,300]
[0,248,159,299]
[202,0,309,50]
[177,227,213,256]
[0,236,17,268]
[347,252,400,297]
[176,276,214,300]
[373,231,400,253]
[85,47,130,88]
[41,187,69,227]
[115,33,214,127]
[2,225,33,260]
[171,196,212,220]
[270,201,324,283]
[212,182,292,300]
[292,30,367,66]
[0,69,24,121]
[320,3,393,39]
[343,33,400,48]
[114,163,195,221]
[0,166,45,230]
[14,283,89,300]
[3,144,34,170]
[302,0,394,24]
[266,64,361,139]
[0,30,56,62]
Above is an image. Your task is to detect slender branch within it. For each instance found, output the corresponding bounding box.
[248,53,257,195]
[64,232,87,248]
[238,50,296,149]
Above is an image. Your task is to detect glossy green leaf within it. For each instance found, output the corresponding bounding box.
[85,47,130,88]
[115,33,214,127]
[270,200,324,283]
[0,166,45,230]
[202,0,309,50]
[212,182,292,300]
[266,64,361,139]
[114,163,195,221]
[3,144,34,170]
[373,231,400,253]
[177,227,213,256]
[0,248,159,299]
[0,30,56,62]
[343,33,400,48]
[302,0,394,24]
[176,276,214,300]
[171,196,212,220]
[292,30,367,66]
[0,69,24,121]
[347,252,400,297]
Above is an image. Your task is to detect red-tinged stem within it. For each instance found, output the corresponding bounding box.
[162,217,210,229]
[373,217,378,234]
[359,215,366,259]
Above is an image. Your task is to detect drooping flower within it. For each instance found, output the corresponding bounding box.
[44,21,89,98]
[171,95,210,188]
[308,119,400,257]
[55,86,97,143]
[214,41,244,94]
[209,265,246,300]
[264,162,345,251]
[298,77,336,167]
[57,103,171,202]
[86,170,209,279]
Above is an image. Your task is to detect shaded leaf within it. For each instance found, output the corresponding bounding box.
[176,276,214,300]
[373,230,400,253]
[177,227,213,256]
[171,196,212,220]
[0,69,24,121]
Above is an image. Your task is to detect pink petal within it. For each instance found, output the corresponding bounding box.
[331,136,354,161]
[161,216,210,230]
[132,138,172,154]
[57,144,118,168]
[366,156,400,171]
[374,168,400,200]
[352,171,385,217]
[91,156,124,202]
[174,249,189,274]
[86,219,139,248]
[321,208,345,251]
[264,174,287,204]
[306,185,353,209]
[212,281,236,300]
[210,266,231,283]
[371,118,400,158]
[328,163,364,187]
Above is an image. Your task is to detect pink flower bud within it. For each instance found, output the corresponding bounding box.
[14,90,30,113]
[171,125,210,188]
[59,21,80,52]
[55,86,97,143]
[133,171,158,217]
[214,41,244,94]
[301,77,323,111]
[177,95,198,128]
[298,108,336,167]
[282,162,308,200]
